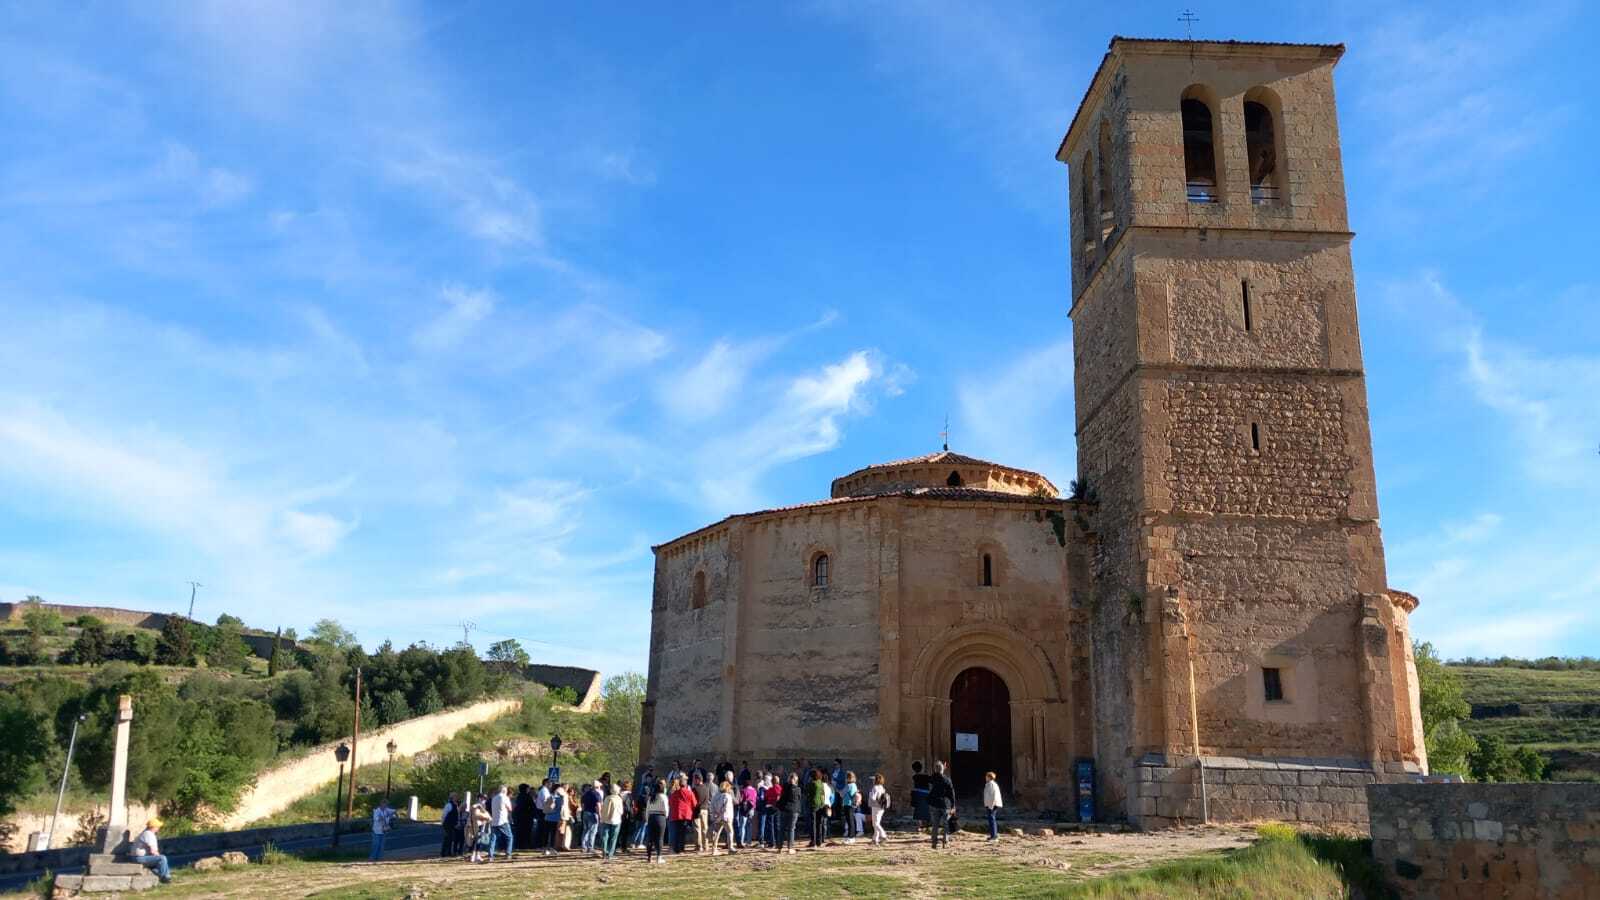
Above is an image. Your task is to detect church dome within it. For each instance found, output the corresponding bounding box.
[829,450,1058,499]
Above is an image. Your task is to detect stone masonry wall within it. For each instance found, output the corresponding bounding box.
[647,527,735,759]
[1368,782,1600,899]
[1134,756,1384,828]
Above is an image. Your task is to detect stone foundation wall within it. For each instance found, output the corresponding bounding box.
[1132,755,1416,828]
[1368,782,1600,899]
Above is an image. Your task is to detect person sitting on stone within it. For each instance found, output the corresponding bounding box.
[129,817,170,883]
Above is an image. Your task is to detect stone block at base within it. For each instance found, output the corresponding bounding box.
[52,871,160,895]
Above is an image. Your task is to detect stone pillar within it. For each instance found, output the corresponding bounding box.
[100,694,133,852]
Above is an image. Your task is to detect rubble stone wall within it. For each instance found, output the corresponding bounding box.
[1368,782,1600,899]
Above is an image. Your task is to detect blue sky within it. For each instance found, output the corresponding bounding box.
[2,2,1597,675]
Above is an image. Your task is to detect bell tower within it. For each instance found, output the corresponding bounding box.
[1061,38,1426,827]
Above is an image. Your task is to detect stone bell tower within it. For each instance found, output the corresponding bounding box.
[1059,37,1426,827]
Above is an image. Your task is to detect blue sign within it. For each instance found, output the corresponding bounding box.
[1074,759,1095,823]
[548,766,560,783]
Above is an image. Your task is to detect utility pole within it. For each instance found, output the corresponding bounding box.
[47,714,87,850]
[459,620,477,648]
[186,581,203,620]
[346,666,362,819]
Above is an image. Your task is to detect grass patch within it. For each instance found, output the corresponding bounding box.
[1452,665,1600,706]
[1054,830,1385,899]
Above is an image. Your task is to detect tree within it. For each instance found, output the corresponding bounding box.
[21,598,64,636]
[268,628,283,677]
[486,639,530,669]
[0,694,50,819]
[1414,641,1477,778]
[377,691,411,726]
[215,614,244,627]
[66,623,111,666]
[1468,734,1521,783]
[309,619,358,651]
[111,631,155,665]
[415,683,443,715]
[1513,746,1548,781]
[155,614,195,666]
[590,672,647,775]
[205,619,250,671]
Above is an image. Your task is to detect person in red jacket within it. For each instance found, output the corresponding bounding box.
[668,777,697,855]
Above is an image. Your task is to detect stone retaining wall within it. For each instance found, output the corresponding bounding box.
[0,820,423,877]
[1368,782,1600,899]
[1132,754,1420,828]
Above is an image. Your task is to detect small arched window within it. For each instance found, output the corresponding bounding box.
[692,571,707,610]
[982,553,993,587]
[1180,89,1219,203]
[1097,121,1115,243]
[946,470,963,487]
[812,553,830,589]
[1078,152,1097,256]
[1244,98,1279,203]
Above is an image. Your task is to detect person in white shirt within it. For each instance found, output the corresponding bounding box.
[707,781,737,855]
[867,774,891,845]
[489,784,514,860]
[982,771,1004,842]
[598,783,625,860]
[534,779,552,849]
[369,799,396,861]
[129,817,170,882]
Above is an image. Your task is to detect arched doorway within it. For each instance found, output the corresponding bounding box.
[949,666,1012,799]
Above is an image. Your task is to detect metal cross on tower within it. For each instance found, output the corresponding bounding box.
[1178,9,1199,40]
[940,415,949,452]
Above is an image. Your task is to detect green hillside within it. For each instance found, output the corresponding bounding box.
[1450,664,1600,780]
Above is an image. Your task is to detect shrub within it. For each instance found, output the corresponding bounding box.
[74,615,104,629]
[258,841,292,865]
[409,753,498,807]
[22,601,64,637]
[1255,821,1298,842]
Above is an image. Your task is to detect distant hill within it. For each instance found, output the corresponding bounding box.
[1450,663,1600,781]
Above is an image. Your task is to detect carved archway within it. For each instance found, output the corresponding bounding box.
[906,623,1063,802]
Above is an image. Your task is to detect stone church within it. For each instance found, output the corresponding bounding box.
[641,37,1428,827]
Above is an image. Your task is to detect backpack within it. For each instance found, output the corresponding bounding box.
[877,789,891,811]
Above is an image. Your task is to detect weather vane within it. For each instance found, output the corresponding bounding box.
[940,415,949,452]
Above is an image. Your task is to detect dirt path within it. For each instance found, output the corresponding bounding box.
[222,698,521,828]
[155,824,1261,898]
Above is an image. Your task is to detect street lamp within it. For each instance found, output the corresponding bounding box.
[333,743,350,848]
[385,740,397,803]
[550,734,563,780]
[47,714,88,850]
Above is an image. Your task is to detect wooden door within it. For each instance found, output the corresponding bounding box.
[949,666,1012,799]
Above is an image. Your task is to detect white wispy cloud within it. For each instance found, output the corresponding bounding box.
[955,335,1075,486]
[1348,4,1576,190]
[413,285,498,352]
[1375,271,1600,658]
[691,350,887,512]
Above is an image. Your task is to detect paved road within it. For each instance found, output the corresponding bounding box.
[0,825,442,893]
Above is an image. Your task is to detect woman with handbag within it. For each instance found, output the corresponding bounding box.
[868,774,891,845]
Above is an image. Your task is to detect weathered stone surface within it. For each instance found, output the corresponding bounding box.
[1369,783,1600,898]
[643,37,1428,831]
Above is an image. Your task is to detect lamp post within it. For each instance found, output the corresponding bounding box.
[385,740,397,803]
[333,743,350,848]
[47,714,88,851]
[550,734,562,780]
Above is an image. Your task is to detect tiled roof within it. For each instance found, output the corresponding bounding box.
[653,486,1068,552]
[838,450,1048,482]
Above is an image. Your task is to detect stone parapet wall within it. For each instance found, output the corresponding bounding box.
[1131,755,1416,829]
[1368,782,1600,899]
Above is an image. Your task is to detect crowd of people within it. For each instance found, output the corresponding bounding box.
[414,757,1008,865]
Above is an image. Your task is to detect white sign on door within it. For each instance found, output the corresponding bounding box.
[955,732,979,752]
